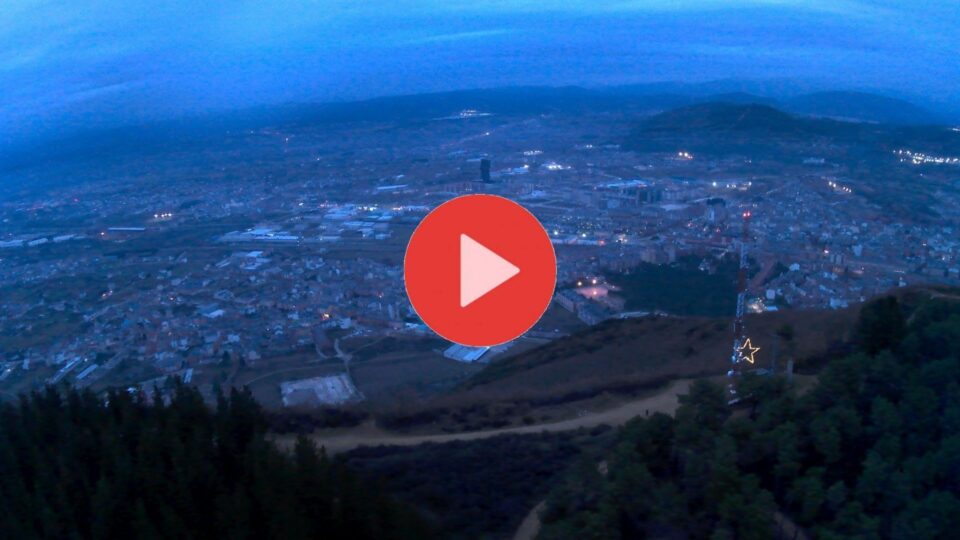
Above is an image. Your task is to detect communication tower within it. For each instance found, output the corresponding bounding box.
[728,210,760,401]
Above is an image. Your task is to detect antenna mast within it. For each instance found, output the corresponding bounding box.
[728,210,759,401]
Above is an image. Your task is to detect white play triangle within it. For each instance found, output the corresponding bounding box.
[460,234,520,308]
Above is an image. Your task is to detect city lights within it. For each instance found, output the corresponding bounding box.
[895,149,960,166]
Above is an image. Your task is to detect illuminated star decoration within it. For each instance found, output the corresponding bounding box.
[737,338,760,364]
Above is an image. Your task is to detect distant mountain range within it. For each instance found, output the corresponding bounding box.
[280,86,948,127]
[2,85,955,173]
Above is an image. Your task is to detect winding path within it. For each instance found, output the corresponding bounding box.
[276,379,693,454]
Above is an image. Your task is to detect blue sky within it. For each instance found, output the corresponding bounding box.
[2,1,958,144]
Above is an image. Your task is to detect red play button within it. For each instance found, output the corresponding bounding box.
[404,195,557,347]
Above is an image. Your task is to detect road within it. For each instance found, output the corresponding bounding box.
[276,378,693,454]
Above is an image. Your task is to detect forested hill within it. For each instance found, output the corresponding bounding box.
[539,292,960,539]
[0,385,434,540]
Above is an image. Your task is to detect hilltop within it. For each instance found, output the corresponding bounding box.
[639,102,827,137]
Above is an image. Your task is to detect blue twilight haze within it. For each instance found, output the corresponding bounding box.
[1,0,958,144]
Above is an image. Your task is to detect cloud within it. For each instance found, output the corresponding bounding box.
[62,80,146,105]
[405,29,512,45]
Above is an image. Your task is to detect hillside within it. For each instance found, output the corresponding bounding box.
[785,91,940,125]
[459,287,955,409]
[634,102,868,140]
[538,291,960,539]
[447,306,857,407]
[641,103,811,135]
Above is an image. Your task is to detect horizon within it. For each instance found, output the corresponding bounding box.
[3,1,960,147]
[0,81,954,158]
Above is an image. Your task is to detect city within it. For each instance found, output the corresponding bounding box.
[4,0,960,537]
[3,100,959,408]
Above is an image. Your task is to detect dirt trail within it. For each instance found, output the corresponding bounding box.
[513,501,546,540]
[276,379,692,455]
[513,458,610,539]
[926,289,960,301]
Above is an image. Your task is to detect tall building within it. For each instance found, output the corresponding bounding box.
[480,158,491,183]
